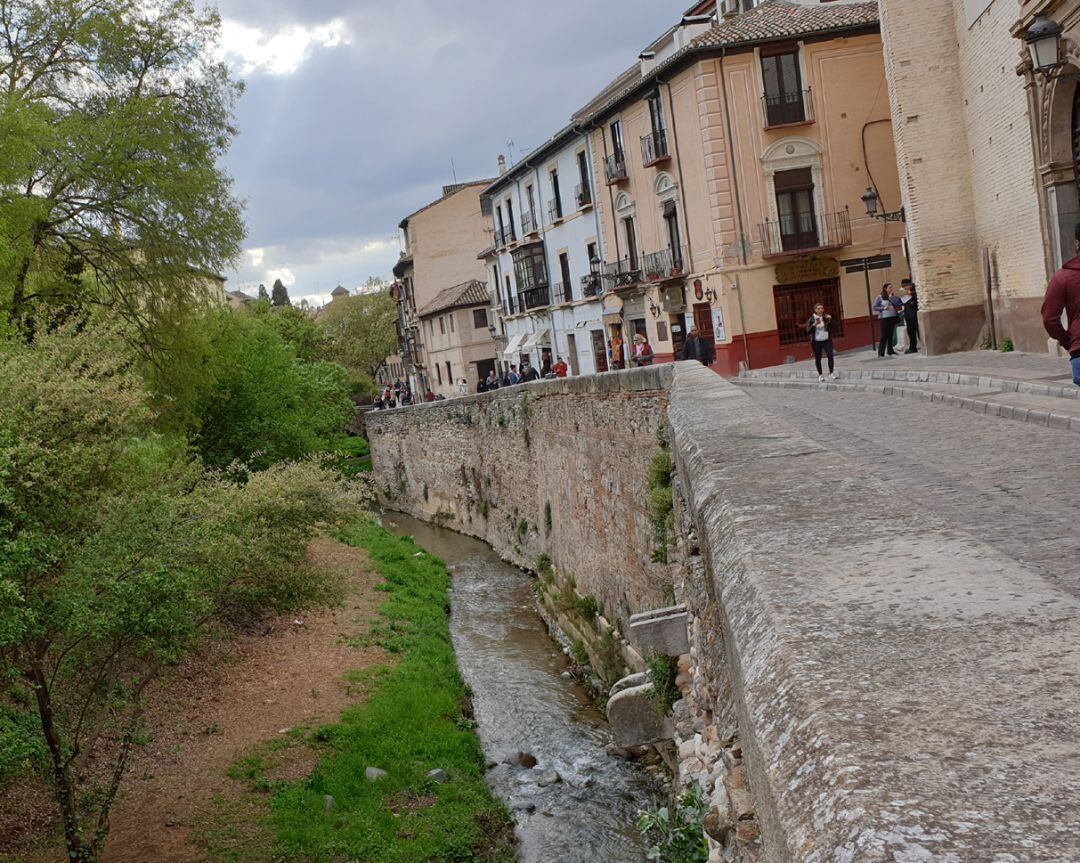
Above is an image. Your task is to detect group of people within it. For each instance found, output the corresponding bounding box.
[872,277,920,358]
[374,380,442,409]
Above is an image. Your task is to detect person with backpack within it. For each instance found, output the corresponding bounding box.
[805,302,838,382]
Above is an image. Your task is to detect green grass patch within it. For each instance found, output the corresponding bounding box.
[324,435,373,477]
[254,519,515,862]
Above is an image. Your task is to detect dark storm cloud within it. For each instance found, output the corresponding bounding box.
[212,0,688,297]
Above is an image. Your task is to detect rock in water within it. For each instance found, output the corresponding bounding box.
[365,766,388,781]
[537,770,561,787]
[518,752,537,768]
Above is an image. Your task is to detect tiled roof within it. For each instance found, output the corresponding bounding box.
[399,178,498,227]
[574,0,878,124]
[417,279,490,317]
[690,1,878,50]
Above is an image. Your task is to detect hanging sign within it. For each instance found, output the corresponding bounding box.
[693,279,704,301]
[711,307,727,343]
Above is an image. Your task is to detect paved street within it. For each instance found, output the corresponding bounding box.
[744,382,1080,598]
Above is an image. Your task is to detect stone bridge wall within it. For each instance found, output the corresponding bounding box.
[366,366,674,623]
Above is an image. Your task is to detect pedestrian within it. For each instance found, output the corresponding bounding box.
[424,389,436,402]
[632,333,654,366]
[805,302,838,382]
[477,375,488,394]
[553,356,568,378]
[509,365,521,385]
[541,355,553,377]
[458,378,467,397]
[681,325,715,367]
[900,278,920,354]
[873,284,902,357]
[486,370,499,390]
[520,361,540,383]
[1042,222,1080,386]
[609,334,624,369]
[401,387,413,406]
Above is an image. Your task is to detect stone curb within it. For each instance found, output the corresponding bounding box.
[739,367,1080,401]
[734,376,1080,436]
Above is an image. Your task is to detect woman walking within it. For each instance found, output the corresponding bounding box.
[805,302,837,382]
[873,284,903,357]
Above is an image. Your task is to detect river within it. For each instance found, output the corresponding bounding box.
[380,511,657,863]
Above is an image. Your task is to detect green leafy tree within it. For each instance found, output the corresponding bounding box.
[271,278,291,307]
[249,298,329,362]
[0,0,245,345]
[320,290,398,394]
[186,309,353,470]
[0,321,363,862]
[258,283,269,300]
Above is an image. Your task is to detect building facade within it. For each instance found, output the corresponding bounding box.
[417,280,497,397]
[879,0,1049,353]
[390,180,495,394]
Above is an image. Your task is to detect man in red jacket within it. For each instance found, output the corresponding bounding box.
[1042,222,1080,386]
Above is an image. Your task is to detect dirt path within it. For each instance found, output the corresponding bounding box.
[6,537,386,863]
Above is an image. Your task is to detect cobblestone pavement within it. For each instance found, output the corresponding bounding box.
[744,385,1080,597]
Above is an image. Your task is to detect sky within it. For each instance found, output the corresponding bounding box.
[211,0,688,306]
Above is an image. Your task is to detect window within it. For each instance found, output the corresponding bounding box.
[609,120,624,161]
[773,278,843,347]
[436,363,442,385]
[473,308,488,328]
[663,200,683,270]
[623,216,638,270]
[647,93,665,136]
[558,252,572,303]
[512,243,549,292]
[505,274,515,314]
[526,184,535,219]
[761,46,805,126]
[774,167,818,251]
[496,204,505,241]
[506,198,516,241]
[445,361,452,384]
[550,169,562,219]
[449,313,455,333]
[576,151,591,205]
[439,316,446,335]
[587,241,597,265]
[427,319,434,337]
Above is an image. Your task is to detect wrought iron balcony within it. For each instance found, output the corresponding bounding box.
[758,210,851,259]
[642,246,687,282]
[547,198,564,224]
[575,183,593,209]
[551,281,573,304]
[762,88,813,128]
[581,273,602,297]
[601,257,642,289]
[519,285,551,311]
[603,153,628,185]
[640,129,670,167]
[493,225,510,247]
[521,210,539,236]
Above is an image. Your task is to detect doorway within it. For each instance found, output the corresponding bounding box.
[566,333,580,375]
[669,313,687,358]
[590,329,609,372]
[692,303,715,343]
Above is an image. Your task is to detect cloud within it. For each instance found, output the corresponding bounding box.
[266,267,296,287]
[246,247,265,268]
[219,17,350,76]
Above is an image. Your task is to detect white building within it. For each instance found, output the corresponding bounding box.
[481,125,611,377]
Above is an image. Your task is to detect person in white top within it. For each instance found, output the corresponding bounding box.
[804,302,838,382]
[457,378,467,397]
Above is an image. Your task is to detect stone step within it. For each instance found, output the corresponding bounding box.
[735,376,1080,435]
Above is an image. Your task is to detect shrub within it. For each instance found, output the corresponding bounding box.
[637,786,709,863]
[1001,337,1015,353]
[646,653,681,712]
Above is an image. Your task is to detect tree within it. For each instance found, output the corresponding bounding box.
[0,321,362,862]
[319,291,398,395]
[360,275,388,295]
[271,278,291,307]
[0,0,245,345]
[249,300,330,363]
[258,283,269,300]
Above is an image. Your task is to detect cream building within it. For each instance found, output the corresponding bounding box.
[879,0,1048,353]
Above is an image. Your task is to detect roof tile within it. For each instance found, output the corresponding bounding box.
[417,279,490,317]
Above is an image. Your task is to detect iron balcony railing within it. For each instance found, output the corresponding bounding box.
[640,129,670,166]
[758,209,851,258]
[493,225,510,247]
[603,153,628,184]
[547,197,563,224]
[601,257,642,289]
[575,182,593,208]
[642,245,687,281]
[519,285,551,311]
[521,210,539,236]
[581,273,602,297]
[762,88,812,128]
[551,281,573,304]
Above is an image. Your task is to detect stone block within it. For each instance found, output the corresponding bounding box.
[607,680,674,748]
[629,606,690,656]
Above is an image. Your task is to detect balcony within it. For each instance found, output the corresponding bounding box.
[493,225,510,248]
[521,210,539,237]
[551,281,573,304]
[758,210,851,259]
[603,153,628,185]
[547,198,564,225]
[601,257,642,290]
[519,285,551,311]
[762,88,813,128]
[575,183,593,209]
[642,246,687,282]
[580,273,602,298]
[640,129,670,167]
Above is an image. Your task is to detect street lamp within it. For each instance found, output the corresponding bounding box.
[861,187,905,223]
[590,253,601,277]
[1025,14,1065,77]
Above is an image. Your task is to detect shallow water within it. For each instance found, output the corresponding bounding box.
[379,512,657,863]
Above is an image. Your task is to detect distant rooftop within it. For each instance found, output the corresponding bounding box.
[417,279,490,318]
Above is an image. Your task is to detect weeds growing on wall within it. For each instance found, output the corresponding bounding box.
[645,653,681,713]
[1000,338,1015,353]
[648,450,675,564]
[637,786,709,863]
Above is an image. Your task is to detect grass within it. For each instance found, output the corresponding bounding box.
[325,435,373,477]
[198,519,515,863]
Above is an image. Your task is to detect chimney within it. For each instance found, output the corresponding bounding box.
[677,14,714,48]
[497,154,507,176]
[639,50,658,77]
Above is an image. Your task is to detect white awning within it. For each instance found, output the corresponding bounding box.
[502,332,526,356]
[522,328,550,350]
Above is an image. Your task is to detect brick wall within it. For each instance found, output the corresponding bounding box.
[367,367,674,623]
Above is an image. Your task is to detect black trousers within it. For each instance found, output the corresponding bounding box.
[905,316,920,352]
[811,338,834,374]
[878,317,898,356]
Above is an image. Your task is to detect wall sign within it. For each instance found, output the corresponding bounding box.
[711,307,727,343]
[693,279,704,301]
[774,257,840,285]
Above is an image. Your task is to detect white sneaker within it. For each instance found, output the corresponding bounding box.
[829,373,838,380]
[818,374,825,382]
